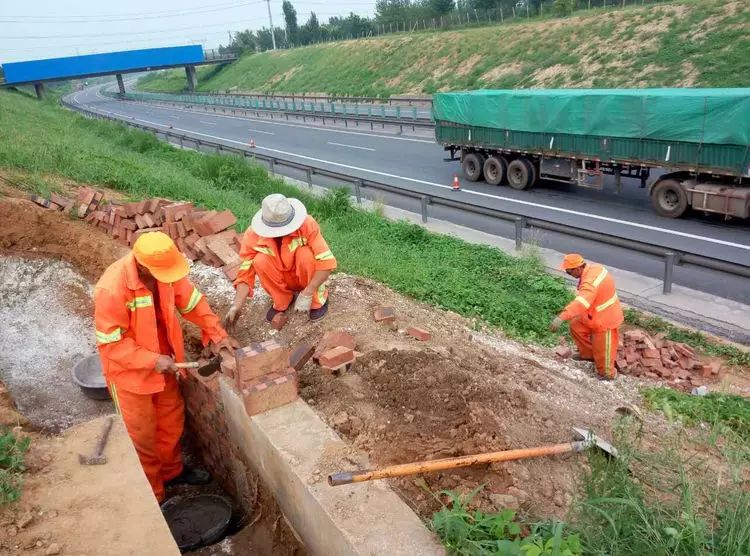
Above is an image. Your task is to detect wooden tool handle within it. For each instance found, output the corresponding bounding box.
[175,362,200,369]
[328,442,580,486]
[95,417,115,456]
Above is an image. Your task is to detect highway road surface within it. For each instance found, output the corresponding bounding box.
[66,85,750,304]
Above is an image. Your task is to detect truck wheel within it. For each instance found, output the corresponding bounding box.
[651,179,688,218]
[523,158,537,189]
[483,156,507,186]
[507,159,533,190]
[462,153,483,182]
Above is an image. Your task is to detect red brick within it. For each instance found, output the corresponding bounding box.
[120,218,138,231]
[644,371,659,379]
[314,330,356,362]
[555,345,572,359]
[50,193,73,207]
[235,341,290,384]
[146,199,161,213]
[184,233,201,250]
[319,346,355,369]
[674,343,695,358]
[642,348,660,359]
[175,221,187,238]
[615,359,627,370]
[202,210,237,235]
[373,306,396,323]
[142,213,156,228]
[642,357,662,368]
[290,343,315,372]
[625,351,639,364]
[191,211,218,236]
[676,369,690,380]
[271,313,288,330]
[206,236,241,266]
[222,263,240,281]
[162,202,194,223]
[406,327,431,341]
[242,368,298,416]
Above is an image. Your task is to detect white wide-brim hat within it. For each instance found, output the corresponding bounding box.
[251,193,308,238]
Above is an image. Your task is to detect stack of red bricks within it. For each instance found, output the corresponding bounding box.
[616,329,720,384]
[313,330,358,375]
[30,188,243,281]
[234,339,300,416]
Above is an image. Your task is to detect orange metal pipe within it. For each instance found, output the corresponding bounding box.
[328,442,580,486]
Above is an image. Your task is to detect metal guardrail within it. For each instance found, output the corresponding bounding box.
[106,90,436,133]
[62,96,750,293]
[205,91,434,107]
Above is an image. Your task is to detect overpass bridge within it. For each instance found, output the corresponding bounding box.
[0,45,236,99]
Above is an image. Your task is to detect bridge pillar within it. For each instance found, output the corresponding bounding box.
[185,65,197,92]
[33,83,46,100]
[116,73,126,95]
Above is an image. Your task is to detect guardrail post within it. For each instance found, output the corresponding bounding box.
[420,195,429,223]
[663,252,675,294]
[270,159,275,175]
[514,217,526,250]
[354,179,363,203]
[179,136,184,148]
[306,169,313,188]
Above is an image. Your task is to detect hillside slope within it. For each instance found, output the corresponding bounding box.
[139,0,748,96]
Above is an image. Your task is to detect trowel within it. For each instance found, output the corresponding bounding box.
[176,356,222,377]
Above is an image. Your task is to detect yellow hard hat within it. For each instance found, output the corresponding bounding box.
[132,232,189,283]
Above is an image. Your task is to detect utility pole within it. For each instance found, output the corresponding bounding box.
[266,0,277,50]
[227,30,233,43]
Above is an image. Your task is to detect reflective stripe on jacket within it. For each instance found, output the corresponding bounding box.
[233,215,337,291]
[559,263,624,331]
[94,253,227,395]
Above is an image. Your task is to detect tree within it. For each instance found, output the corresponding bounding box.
[282,1,299,44]
[300,12,321,44]
[429,0,455,15]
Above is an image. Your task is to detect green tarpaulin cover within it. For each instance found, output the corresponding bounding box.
[432,89,750,146]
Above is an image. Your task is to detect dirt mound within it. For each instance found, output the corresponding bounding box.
[0,196,126,282]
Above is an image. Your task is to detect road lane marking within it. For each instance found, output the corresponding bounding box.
[70,104,750,253]
[248,128,275,135]
[327,142,376,151]
[199,120,217,125]
[168,115,180,119]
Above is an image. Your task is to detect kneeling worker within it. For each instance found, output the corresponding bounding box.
[550,254,623,380]
[224,194,337,326]
[94,232,233,502]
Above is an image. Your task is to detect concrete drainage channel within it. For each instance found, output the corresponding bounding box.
[0,194,444,555]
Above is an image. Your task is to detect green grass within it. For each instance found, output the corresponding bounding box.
[0,428,30,505]
[0,89,572,344]
[624,309,750,368]
[138,0,749,96]
[644,387,750,442]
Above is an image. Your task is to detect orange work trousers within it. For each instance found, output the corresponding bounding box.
[253,246,328,311]
[570,317,619,380]
[109,374,184,502]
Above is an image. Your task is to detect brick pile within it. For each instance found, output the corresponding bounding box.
[616,329,721,384]
[29,188,242,281]
[313,330,357,374]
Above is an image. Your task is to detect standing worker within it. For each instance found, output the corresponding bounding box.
[224,194,337,326]
[550,254,623,380]
[94,231,234,502]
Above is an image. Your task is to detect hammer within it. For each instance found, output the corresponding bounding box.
[328,427,617,486]
[79,416,114,466]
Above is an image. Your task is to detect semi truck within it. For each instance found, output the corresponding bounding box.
[434,88,750,219]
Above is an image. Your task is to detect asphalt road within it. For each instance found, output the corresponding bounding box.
[67,85,750,303]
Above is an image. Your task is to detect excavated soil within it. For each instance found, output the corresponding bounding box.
[2,189,746,525]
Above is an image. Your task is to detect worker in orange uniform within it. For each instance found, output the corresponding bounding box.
[224,194,337,326]
[550,254,624,380]
[94,231,234,502]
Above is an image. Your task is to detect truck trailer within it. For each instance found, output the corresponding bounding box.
[434,88,750,219]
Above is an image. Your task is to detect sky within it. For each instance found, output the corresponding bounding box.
[0,0,376,64]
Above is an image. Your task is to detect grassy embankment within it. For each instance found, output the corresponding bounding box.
[138,0,749,96]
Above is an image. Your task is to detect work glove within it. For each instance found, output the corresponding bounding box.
[549,316,564,332]
[222,305,242,329]
[293,293,313,313]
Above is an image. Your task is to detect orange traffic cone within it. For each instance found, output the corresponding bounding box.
[452,175,461,191]
[249,138,256,148]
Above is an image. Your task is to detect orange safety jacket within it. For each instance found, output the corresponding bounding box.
[233,215,337,293]
[558,263,623,331]
[94,253,227,395]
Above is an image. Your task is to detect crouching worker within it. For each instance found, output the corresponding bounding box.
[224,194,337,327]
[550,254,624,381]
[94,231,233,502]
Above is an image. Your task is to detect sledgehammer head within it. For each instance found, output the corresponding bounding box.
[572,427,618,459]
[78,453,107,465]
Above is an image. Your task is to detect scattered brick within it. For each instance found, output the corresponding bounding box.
[406,327,431,341]
[555,345,572,359]
[373,306,396,323]
[206,236,241,266]
[271,312,288,330]
[202,210,237,235]
[242,368,298,416]
[222,263,240,281]
[319,346,356,370]
[314,330,356,362]
[642,348,660,359]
